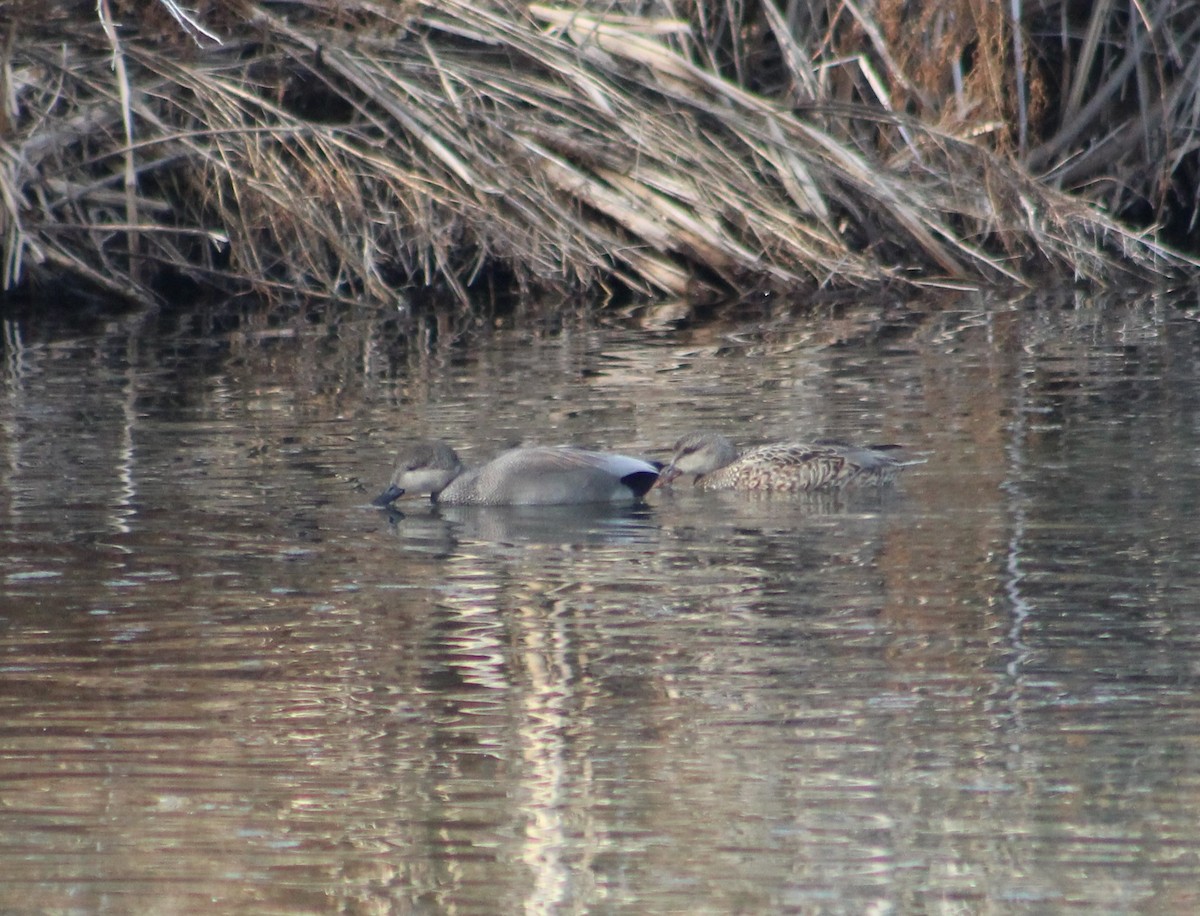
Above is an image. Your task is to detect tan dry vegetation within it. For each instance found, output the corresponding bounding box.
[0,0,1197,309]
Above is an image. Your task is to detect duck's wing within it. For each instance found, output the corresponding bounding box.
[502,446,656,475]
[742,441,848,465]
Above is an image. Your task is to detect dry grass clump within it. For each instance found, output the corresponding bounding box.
[0,0,1196,309]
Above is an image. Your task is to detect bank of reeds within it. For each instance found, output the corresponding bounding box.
[1,0,1198,309]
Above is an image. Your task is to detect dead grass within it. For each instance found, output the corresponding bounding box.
[0,0,1196,309]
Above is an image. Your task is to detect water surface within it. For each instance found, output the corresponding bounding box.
[3,291,1200,912]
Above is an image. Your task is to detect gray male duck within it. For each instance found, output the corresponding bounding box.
[658,431,919,492]
[374,440,660,507]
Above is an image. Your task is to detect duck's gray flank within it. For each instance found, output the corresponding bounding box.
[375,440,659,506]
[659,431,920,492]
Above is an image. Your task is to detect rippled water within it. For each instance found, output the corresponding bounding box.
[3,290,1200,912]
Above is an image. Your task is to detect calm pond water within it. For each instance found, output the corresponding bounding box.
[3,289,1200,913]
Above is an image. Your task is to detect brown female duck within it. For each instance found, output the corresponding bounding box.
[658,431,918,492]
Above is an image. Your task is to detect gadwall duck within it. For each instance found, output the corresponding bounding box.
[373,440,660,507]
[658,431,919,492]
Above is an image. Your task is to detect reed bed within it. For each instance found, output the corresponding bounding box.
[1,0,1197,309]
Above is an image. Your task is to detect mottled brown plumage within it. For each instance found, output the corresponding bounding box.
[658,431,917,492]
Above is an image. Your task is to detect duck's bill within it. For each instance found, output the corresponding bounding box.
[372,484,405,507]
[652,466,681,488]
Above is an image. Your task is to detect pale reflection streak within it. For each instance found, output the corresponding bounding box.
[113,336,138,536]
[431,556,580,916]
[429,528,663,916]
[1000,330,1034,683]
[434,574,510,694]
[514,598,574,916]
[2,319,29,523]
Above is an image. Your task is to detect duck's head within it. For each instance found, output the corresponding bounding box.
[373,440,464,505]
[657,432,738,486]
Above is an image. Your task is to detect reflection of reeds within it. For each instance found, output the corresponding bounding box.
[1,0,1196,309]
